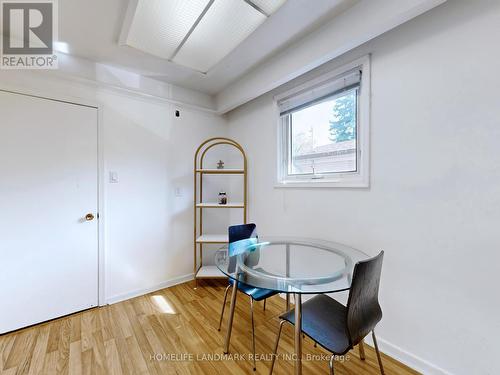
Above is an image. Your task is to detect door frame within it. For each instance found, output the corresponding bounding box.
[0,84,106,307]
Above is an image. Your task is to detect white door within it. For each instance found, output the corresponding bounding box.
[0,90,99,333]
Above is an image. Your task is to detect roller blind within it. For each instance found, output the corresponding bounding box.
[278,69,361,116]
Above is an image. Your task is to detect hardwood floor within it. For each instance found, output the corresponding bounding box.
[0,280,419,374]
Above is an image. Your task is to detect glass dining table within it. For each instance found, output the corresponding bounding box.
[215,237,368,375]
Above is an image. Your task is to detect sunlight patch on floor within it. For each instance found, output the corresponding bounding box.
[151,295,176,314]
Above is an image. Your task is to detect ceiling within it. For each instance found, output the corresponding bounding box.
[58,0,358,95]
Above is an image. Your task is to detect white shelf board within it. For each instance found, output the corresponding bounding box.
[196,202,244,208]
[196,168,244,174]
[196,265,227,279]
[196,234,229,243]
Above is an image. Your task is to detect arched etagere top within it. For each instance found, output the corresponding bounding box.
[194,137,247,171]
[193,137,248,286]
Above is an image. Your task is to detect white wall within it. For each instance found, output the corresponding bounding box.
[100,94,227,302]
[0,69,228,303]
[215,0,446,113]
[226,1,500,374]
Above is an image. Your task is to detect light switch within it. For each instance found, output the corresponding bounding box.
[174,187,182,197]
[109,171,119,183]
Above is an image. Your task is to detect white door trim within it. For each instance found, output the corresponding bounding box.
[97,104,106,307]
[0,85,106,307]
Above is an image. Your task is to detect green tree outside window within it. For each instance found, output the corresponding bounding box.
[329,91,357,142]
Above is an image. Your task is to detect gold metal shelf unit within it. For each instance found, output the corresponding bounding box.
[193,137,247,287]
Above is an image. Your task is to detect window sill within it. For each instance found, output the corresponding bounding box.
[274,179,369,189]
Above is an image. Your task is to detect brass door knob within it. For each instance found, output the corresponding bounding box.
[85,213,95,221]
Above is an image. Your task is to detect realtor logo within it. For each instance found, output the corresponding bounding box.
[1,0,58,69]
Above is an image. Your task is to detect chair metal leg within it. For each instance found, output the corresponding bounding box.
[372,330,385,375]
[263,298,266,311]
[250,297,256,371]
[218,284,231,331]
[269,320,286,375]
[358,339,366,360]
[329,354,335,375]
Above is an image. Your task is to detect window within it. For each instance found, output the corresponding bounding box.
[276,57,370,187]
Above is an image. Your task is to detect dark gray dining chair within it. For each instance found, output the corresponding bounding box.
[218,223,279,371]
[269,251,385,375]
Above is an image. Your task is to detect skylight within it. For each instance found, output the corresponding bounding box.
[121,0,287,73]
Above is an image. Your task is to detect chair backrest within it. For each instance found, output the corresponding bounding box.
[346,251,384,346]
[227,224,258,272]
[228,223,257,244]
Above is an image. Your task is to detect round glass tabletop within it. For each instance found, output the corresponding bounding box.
[215,237,368,294]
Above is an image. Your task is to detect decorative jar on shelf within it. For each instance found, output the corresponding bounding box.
[218,191,227,205]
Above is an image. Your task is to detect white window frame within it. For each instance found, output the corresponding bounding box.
[275,55,370,188]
